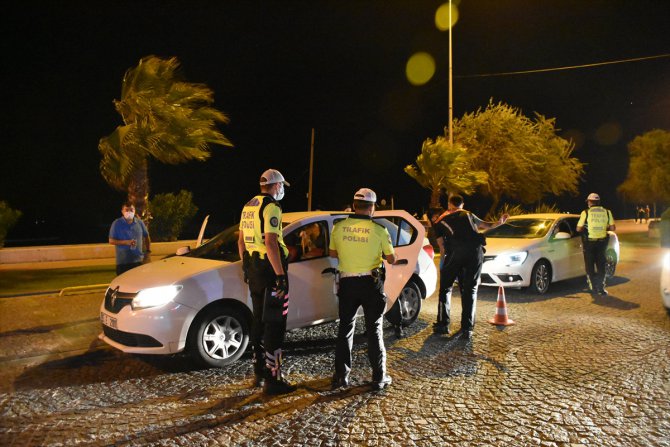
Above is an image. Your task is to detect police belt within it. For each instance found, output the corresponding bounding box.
[587,237,607,241]
[339,271,373,278]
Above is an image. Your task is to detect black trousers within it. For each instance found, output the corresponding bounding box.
[246,256,287,375]
[334,276,387,382]
[438,245,483,331]
[583,238,608,289]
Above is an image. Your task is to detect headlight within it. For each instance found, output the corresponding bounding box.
[497,251,528,266]
[132,285,183,310]
[664,253,670,269]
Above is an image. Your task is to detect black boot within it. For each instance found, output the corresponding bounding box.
[263,349,297,395]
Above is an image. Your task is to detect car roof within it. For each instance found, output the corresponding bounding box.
[282,210,350,224]
[508,213,579,219]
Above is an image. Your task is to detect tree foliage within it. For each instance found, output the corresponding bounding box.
[149,190,198,242]
[617,129,670,205]
[99,56,232,219]
[404,136,488,207]
[0,201,22,247]
[454,100,584,214]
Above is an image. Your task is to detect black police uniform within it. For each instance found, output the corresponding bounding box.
[239,193,294,394]
[436,209,485,337]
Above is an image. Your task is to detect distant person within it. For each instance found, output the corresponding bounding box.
[109,202,151,275]
[645,205,651,223]
[329,188,396,391]
[237,168,296,395]
[638,206,645,224]
[434,195,508,339]
[634,206,640,223]
[577,193,615,295]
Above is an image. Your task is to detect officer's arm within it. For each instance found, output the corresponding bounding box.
[436,237,445,258]
[607,211,616,231]
[265,232,285,275]
[237,230,246,260]
[329,249,338,259]
[385,253,397,264]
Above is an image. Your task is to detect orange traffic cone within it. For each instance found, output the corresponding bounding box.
[488,286,515,326]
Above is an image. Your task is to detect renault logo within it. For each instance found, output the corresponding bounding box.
[110,286,119,308]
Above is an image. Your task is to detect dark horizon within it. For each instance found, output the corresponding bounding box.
[3,1,669,246]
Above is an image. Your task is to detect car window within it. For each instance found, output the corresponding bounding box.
[373,216,417,247]
[553,219,572,237]
[486,218,555,239]
[565,217,580,237]
[284,220,329,263]
[187,223,240,262]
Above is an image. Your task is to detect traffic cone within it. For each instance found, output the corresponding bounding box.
[488,286,515,326]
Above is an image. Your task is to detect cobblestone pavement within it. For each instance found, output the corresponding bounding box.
[1,229,669,446]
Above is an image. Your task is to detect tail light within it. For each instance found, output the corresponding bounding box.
[422,244,434,259]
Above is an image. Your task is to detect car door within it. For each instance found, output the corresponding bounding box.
[564,217,586,278]
[548,218,579,281]
[283,219,339,329]
[373,210,424,312]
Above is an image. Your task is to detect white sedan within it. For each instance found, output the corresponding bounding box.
[480,213,619,294]
[662,250,670,315]
[99,210,437,367]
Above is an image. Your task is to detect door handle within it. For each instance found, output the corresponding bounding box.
[393,259,409,265]
[321,267,337,275]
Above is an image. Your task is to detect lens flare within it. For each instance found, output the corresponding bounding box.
[406,52,436,86]
[435,2,459,31]
[594,122,622,146]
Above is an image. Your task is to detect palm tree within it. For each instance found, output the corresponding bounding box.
[405,136,487,208]
[99,55,232,219]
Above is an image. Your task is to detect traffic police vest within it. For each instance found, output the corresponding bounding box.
[578,206,614,240]
[329,215,394,274]
[239,194,288,258]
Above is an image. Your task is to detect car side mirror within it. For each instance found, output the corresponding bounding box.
[176,246,191,256]
[554,231,571,240]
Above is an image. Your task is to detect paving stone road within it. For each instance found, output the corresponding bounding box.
[0,222,668,446]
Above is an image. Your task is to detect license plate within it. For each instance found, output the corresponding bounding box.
[100,312,117,329]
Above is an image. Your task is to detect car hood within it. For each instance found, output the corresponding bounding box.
[484,237,541,256]
[110,256,229,292]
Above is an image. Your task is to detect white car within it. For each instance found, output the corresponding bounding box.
[480,213,620,294]
[662,250,670,315]
[99,210,437,367]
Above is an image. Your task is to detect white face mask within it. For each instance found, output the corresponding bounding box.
[123,211,135,220]
[273,184,285,201]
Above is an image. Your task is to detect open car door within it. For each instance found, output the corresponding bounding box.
[373,210,425,312]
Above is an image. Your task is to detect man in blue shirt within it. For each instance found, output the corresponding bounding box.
[109,202,151,275]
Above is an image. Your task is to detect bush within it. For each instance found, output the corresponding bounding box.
[0,201,22,247]
[149,190,198,242]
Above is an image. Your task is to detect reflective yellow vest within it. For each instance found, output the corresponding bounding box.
[239,194,288,258]
[329,215,394,273]
[578,206,614,239]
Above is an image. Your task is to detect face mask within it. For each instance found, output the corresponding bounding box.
[273,184,285,201]
[123,211,135,220]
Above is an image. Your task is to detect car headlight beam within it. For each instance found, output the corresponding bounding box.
[497,251,528,266]
[132,285,183,310]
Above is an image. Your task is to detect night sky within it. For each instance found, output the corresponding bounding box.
[2,0,669,245]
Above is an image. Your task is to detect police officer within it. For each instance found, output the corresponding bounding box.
[437,195,508,339]
[577,193,615,296]
[237,168,296,395]
[329,188,396,391]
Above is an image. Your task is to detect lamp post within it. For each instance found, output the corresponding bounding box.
[448,0,453,147]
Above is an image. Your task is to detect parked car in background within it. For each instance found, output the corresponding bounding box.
[99,210,436,367]
[480,213,619,294]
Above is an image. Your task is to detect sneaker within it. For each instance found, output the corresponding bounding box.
[253,374,265,388]
[460,330,473,340]
[598,288,608,296]
[331,375,350,390]
[372,375,392,391]
[433,323,450,334]
[263,378,297,395]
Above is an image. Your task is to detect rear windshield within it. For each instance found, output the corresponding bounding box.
[485,218,554,239]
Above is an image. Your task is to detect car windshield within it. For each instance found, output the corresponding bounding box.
[485,218,555,239]
[186,224,241,262]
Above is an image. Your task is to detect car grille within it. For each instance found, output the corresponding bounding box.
[104,287,136,314]
[102,326,163,348]
[480,273,495,284]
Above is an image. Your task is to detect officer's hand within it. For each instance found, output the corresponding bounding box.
[274,274,289,298]
[499,213,510,225]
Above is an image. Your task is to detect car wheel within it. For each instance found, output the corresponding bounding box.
[188,305,250,368]
[529,260,551,294]
[385,280,422,327]
[605,249,617,278]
